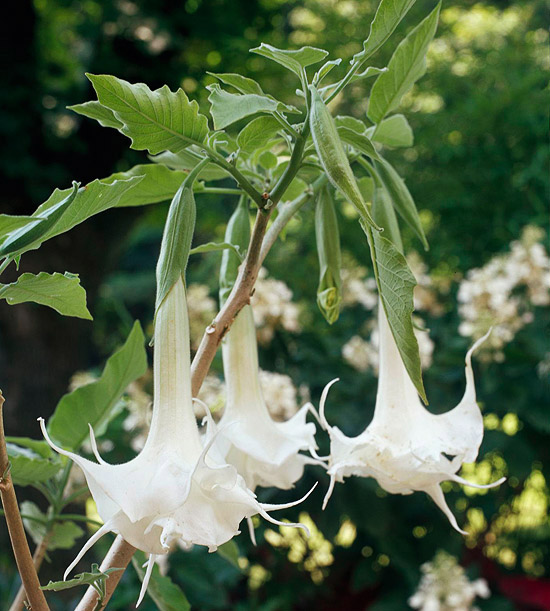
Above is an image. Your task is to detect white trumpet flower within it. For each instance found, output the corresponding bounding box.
[216,305,321,493]
[320,304,505,534]
[39,279,313,605]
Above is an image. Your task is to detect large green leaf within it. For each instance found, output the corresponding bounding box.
[237,116,281,154]
[362,223,426,402]
[7,442,61,486]
[21,501,84,550]
[373,157,428,249]
[250,43,328,77]
[207,72,263,96]
[0,272,92,319]
[0,177,143,258]
[68,101,123,129]
[367,114,413,148]
[368,3,441,124]
[133,552,191,611]
[207,84,297,130]
[353,0,417,64]
[150,150,229,181]
[47,321,147,450]
[87,74,209,154]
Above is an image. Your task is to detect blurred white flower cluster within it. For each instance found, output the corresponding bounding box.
[193,370,302,423]
[251,268,301,344]
[186,283,217,350]
[343,320,434,373]
[409,551,490,611]
[458,226,550,361]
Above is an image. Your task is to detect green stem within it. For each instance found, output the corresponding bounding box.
[325,60,364,104]
[196,187,242,195]
[0,258,11,276]
[270,123,310,203]
[273,112,300,139]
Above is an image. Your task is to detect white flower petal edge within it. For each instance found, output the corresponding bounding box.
[39,279,314,605]
[320,304,505,534]
[215,304,323,492]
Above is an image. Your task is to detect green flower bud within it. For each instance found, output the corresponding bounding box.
[315,187,342,324]
[219,196,251,306]
[155,159,208,311]
[308,85,380,231]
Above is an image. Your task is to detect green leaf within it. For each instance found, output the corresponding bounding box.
[207,72,263,96]
[190,241,244,259]
[367,114,413,148]
[258,150,278,170]
[362,223,426,402]
[334,115,367,133]
[21,501,84,550]
[338,126,381,161]
[41,563,122,592]
[0,177,143,258]
[237,116,281,154]
[0,272,92,319]
[7,443,61,487]
[47,321,147,450]
[373,157,428,249]
[207,84,297,130]
[104,164,188,207]
[87,73,209,154]
[250,43,329,77]
[133,552,191,611]
[217,540,241,569]
[67,101,123,129]
[0,215,40,241]
[350,66,388,82]
[313,59,342,85]
[353,0,417,65]
[150,150,229,181]
[368,3,441,124]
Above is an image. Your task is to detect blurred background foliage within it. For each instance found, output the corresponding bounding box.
[0,0,548,609]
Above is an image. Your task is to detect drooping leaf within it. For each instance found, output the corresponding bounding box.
[353,0,417,65]
[133,551,191,611]
[362,223,426,402]
[0,177,143,258]
[41,563,122,592]
[68,101,123,129]
[338,126,381,161]
[368,3,441,124]
[190,241,244,259]
[250,43,329,77]
[237,116,281,154]
[373,157,428,249]
[87,74,209,154]
[21,501,84,550]
[7,443,61,487]
[207,84,297,130]
[150,150,229,181]
[367,114,413,148]
[207,72,264,96]
[47,321,147,450]
[0,272,92,319]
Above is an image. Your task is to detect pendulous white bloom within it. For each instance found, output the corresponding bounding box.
[39,279,312,605]
[321,303,505,534]
[409,550,490,611]
[214,304,321,493]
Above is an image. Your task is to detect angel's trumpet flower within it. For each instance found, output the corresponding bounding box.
[320,303,505,534]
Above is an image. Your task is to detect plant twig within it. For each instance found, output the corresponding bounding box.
[74,535,136,611]
[0,392,50,611]
[9,533,51,611]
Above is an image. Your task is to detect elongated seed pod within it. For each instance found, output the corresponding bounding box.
[309,85,380,231]
[0,181,80,258]
[315,186,342,324]
[219,195,251,306]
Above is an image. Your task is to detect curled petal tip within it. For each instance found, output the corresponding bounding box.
[319,378,339,430]
[466,327,492,365]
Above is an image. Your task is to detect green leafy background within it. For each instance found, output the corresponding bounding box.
[0,0,547,609]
